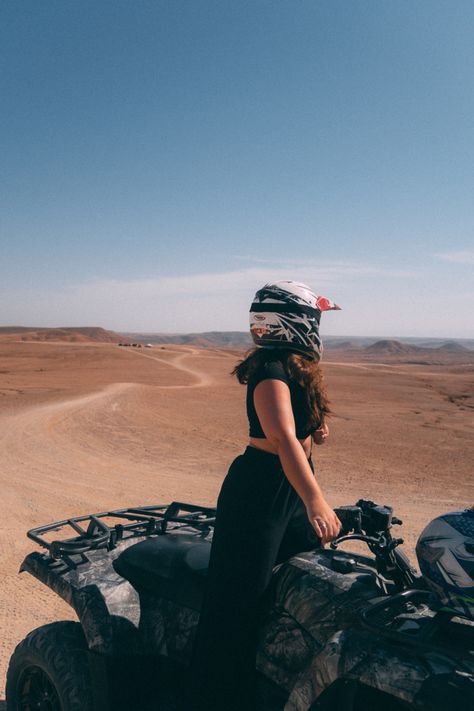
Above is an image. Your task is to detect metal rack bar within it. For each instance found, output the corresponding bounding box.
[26,501,217,559]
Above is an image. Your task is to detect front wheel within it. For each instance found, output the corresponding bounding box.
[6,621,95,711]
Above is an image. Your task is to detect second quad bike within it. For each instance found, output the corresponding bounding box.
[6,499,474,710]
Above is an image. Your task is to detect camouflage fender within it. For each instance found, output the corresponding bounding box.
[20,537,145,655]
[256,551,380,698]
[257,551,474,710]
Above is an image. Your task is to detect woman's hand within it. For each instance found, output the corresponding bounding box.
[312,422,329,446]
[305,498,341,545]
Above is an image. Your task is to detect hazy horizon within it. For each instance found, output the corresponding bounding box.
[1,323,473,345]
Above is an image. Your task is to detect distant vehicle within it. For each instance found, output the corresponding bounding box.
[145,344,153,348]
[6,500,474,710]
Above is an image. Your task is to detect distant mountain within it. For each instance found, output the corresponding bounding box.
[121,332,474,352]
[120,331,253,348]
[438,340,469,352]
[0,326,123,343]
[365,340,418,355]
[364,338,473,357]
[325,339,360,350]
[2,327,471,352]
[377,337,474,351]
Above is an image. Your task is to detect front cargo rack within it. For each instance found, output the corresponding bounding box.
[27,502,217,560]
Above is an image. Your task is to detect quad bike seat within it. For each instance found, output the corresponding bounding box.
[113,531,211,610]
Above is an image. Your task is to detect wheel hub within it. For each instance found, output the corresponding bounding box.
[18,666,61,710]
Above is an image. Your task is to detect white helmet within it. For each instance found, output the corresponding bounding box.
[249,280,341,360]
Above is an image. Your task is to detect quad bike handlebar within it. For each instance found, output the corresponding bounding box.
[333,499,403,536]
[331,500,419,591]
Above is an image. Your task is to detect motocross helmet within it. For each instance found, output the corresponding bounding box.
[416,508,474,620]
[249,280,341,360]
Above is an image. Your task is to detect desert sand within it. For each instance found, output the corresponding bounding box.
[1,340,473,700]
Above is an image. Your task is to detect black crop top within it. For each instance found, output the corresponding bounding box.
[246,359,319,439]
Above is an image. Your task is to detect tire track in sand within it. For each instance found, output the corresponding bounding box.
[0,348,212,517]
[122,346,213,387]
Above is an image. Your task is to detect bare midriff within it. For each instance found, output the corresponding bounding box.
[248,435,312,459]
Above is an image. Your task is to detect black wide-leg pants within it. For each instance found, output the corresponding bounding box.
[187,446,321,711]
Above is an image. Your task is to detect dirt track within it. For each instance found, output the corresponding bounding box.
[0,341,473,700]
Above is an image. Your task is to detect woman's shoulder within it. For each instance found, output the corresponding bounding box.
[249,357,290,387]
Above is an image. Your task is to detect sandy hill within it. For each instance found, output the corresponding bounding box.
[0,326,123,343]
[360,340,474,367]
[365,339,419,355]
[438,340,469,352]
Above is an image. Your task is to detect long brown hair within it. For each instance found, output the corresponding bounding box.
[231,347,331,430]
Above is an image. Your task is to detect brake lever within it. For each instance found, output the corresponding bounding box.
[330,533,382,550]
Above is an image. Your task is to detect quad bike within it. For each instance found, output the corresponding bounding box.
[6,499,474,710]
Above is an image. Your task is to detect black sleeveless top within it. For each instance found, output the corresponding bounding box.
[246,358,319,439]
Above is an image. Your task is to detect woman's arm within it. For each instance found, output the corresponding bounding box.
[253,379,341,543]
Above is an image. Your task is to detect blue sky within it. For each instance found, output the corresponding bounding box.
[1,1,473,336]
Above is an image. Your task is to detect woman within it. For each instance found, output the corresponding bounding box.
[187,281,342,711]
